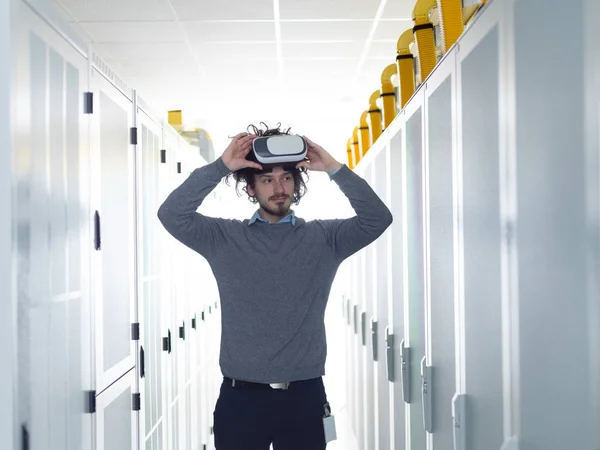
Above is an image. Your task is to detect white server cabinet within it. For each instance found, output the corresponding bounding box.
[95,369,137,450]
[509,0,595,448]
[89,62,138,398]
[160,125,186,450]
[356,248,367,450]
[362,164,378,450]
[373,145,392,450]
[387,121,407,450]
[455,6,504,449]
[350,257,362,446]
[423,47,458,449]
[584,1,600,447]
[12,3,93,449]
[136,101,168,450]
[404,89,428,450]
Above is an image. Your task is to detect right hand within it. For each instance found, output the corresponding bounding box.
[221,132,263,172]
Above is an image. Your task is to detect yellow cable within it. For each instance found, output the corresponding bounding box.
[396,29,416,109]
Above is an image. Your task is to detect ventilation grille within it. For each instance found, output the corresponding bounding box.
[92,53,133,99]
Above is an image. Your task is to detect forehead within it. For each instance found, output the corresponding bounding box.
[258,166,293,177]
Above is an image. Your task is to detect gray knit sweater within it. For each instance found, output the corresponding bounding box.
[157,157,393,383]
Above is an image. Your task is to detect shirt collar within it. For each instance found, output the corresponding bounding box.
[248,210,296,226]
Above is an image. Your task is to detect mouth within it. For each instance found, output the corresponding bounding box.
[271,196,289,202]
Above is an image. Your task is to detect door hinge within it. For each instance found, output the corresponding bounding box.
[452,393,467,450]
[85,390,96,414]
[93,211,101,251]
[346,299,351,326]
[83,92,93,114]
[130,127,138,145]
[401,340,411,403]
[21,424,30,450]
[139,346,145,378]
[160,149,167,163]
[192,315,197,329]
[177,162,182,174]
[353,305,358,334]
[131,323,140,340]
[385,327,395,382]
[371,318,378,361]
[132,393,141,411]
[179,322,185,340]
[162,329,172,353]
[361,312,367,346]
[421,357,433,432]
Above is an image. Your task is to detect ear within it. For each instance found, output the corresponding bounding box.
[247,184,255,197]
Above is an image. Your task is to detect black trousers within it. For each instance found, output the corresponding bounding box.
[213,376,329,450]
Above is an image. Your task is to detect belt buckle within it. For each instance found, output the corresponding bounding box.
[269,382,290,390]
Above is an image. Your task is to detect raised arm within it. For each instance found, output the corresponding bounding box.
[157,132,261,259]
[297,136,393,261]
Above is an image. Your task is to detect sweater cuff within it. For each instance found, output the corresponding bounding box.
[329,164,350,180]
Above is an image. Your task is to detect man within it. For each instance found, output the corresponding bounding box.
[157,124,393,450]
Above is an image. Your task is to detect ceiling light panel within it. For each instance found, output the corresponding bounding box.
[169,0,274,21]
[280,20,372,41]
[191,42,278,60]
[380,0,414,19]
[58,0,177,22]
[80,22,187,43]
[282,41,363,59]
[373,19,413,41]
[279,0,380,20]
[367,40,399,59]
[182,21,276,42]
[93,42,191,61]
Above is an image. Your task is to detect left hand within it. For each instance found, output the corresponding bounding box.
[296,136,343,175]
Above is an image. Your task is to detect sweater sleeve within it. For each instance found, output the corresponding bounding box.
[157,157,232,260]
[320,165,393,261]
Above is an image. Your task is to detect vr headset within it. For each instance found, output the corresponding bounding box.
[250,135,307,171]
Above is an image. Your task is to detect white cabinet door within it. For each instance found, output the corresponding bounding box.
[13,4,93,449]
[137,107,168,450]
[90,67,137,395]
[456,11,503,450]
[423,49,458,450]
[96,369,138,450]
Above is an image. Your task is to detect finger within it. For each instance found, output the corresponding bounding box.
[232,132,249,142]
[303,135,316,147]
[296,161,310,170]
[243,161,263,170]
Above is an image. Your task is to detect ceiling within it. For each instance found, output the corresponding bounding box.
[52,0,414,158]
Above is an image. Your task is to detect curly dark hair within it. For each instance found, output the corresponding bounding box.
[225,122,309,205]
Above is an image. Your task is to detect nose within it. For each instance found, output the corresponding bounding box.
[273,180,284,195]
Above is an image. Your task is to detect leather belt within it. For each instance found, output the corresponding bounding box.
[225,377,291,390]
